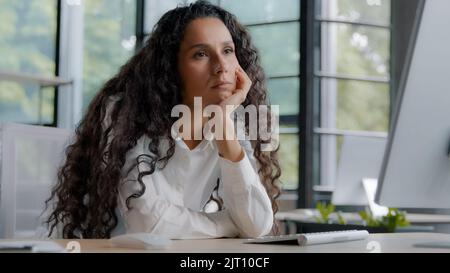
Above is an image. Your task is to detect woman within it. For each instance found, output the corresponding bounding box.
[45,0,281,239]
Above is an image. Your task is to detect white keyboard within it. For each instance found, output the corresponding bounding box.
[243,230,369,246]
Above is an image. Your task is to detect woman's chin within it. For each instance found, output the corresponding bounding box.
[214,89,233,101]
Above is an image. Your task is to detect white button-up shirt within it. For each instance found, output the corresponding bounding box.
[37,95,273,239]
[115,132,274,239]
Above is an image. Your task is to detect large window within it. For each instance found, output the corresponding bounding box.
[0,0,138,124]
[82,0,137,111]
[0,0,58,125]
[312,0,391,201]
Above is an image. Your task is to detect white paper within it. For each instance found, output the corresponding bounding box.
[0,240,66,253]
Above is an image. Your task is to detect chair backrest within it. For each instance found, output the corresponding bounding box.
[0,122,72,238]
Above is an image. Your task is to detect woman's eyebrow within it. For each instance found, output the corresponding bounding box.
[187,40,234,51]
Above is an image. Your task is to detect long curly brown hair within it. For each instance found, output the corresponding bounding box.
[45,0,281,239]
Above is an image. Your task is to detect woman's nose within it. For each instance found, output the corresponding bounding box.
[213,56,229,74]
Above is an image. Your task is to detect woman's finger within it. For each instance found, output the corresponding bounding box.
[235,67,252,95]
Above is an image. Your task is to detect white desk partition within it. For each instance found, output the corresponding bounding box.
[0,123,72,238]
[331,135,386,206]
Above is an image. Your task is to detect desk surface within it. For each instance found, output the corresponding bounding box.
[18,233,448,253]
[276,209,450,224]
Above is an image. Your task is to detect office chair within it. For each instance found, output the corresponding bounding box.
[0,123,72,238]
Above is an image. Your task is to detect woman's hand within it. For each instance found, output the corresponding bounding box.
[216,66,252,138]
[219,66,252,114]
[214,66,252,162]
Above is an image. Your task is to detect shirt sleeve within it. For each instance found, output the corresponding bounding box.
[218,140,274,238]
[117,142,240,240]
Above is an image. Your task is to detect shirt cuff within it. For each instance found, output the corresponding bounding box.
[218,150,260,194]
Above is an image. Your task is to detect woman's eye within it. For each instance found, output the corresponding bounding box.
[224,48,234,54]
[194,51,207,58]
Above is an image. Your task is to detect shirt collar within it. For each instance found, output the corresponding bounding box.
[170,126,214,152]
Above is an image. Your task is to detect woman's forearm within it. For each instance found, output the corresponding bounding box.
[215,117,244,162]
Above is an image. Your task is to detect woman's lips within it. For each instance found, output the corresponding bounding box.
[211,81,232,89]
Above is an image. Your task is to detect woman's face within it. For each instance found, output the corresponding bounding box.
[178,17,239,108]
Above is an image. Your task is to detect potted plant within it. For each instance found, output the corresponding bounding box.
[293,202,409,234]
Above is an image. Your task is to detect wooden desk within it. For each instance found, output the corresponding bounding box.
[36,233,450,253]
